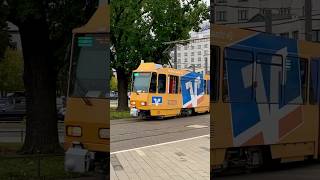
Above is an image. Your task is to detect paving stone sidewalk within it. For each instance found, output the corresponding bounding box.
[110,136,210,180]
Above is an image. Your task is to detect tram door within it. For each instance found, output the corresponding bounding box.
[310,59,320,156]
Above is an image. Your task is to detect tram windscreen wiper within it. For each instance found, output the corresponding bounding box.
[75,78,92,106]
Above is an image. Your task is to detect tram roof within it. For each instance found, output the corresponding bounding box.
[73,3,110,34]
[133,62,191,76]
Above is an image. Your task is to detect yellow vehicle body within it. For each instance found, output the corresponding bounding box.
[211,24,320,173]
[130,63,210,118]
[64,2,110,173]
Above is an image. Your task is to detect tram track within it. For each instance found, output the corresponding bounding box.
[110,114,209,152]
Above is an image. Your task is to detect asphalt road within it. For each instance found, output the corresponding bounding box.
[0,122,64,143]
[110,114,210,152]
[215,161,320,180]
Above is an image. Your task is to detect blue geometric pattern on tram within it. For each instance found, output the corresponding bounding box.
[181,72,204,106]
[226,33,299,137]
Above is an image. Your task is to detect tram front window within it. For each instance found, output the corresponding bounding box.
[69,33,109,98]
[132,72,152,93]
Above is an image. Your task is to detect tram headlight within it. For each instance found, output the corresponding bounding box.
[99,128,109,139]
[130,101,136,105]
[67,126,82,137]
[140,102,147,106]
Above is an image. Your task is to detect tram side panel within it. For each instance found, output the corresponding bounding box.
[181,72,208,113]
[212,25,319,169]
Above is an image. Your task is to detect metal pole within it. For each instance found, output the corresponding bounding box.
[265,8,272,34]
[305,0,312,41]
[174,46,178,69]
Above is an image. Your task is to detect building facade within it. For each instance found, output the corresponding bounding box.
[214,0,320,42]
[170,22,210,73]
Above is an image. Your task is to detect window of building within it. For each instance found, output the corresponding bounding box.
[191,46,194,50]
[169,76,179,94]
[177,46,181,51]
[177,59,181,63]
[292,31,299,40]
[204,44,208,48]
[279,8,291,15]
[198,51,202,55]
[204,50,208,55]
[312,30,320,42]
[184,52,188,57]
[177,53,181,57]
[198,57,201,62]
[184,64,188,68]
[238,10,248,21]
[158,74,166,93]
[184,58,187,63]
[191,52,194,56]
[216,11,227,21]
[184,46,187,50]
[191,58,194,62]
[178,65,181,69]
[198,45,201,49]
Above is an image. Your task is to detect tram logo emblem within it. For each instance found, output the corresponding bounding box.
[152,96,163,106]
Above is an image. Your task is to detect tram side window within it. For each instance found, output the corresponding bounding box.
[169,76,179,94]
[300,59,308,103]
[256,53,282,104]
[223,48,254,102]
[204,80,207,94]
[309,60,319,104]
[210,45,220,102]
[158,74,167,93]
[149,73,157,93]
[284,56,303,104]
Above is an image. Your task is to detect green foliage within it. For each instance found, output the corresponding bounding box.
[110,76,118,91]
[0,0,9,60]
[0,48,24,91]
[5,0,98,96]
[111,0,209,109]
[111,0,209,72]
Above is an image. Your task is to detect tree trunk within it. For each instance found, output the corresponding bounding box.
[116,68,129,111]
[18,19,62,154]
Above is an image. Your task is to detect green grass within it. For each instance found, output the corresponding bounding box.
[110,108,131,120]
[0,143,93,180]
[0,156,94,180]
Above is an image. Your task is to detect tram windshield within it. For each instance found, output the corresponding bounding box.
[69,33,109,98]
[132,72,153,93]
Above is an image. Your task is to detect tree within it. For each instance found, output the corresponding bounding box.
[111,0,209,111]
[4,0,97,154]
[110,76,118,92]
[0,0,8,60]
[0,48,24,94]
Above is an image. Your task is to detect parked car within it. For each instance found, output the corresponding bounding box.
[0,98,15,112]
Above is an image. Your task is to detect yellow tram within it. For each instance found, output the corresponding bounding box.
[64,3,110,173]
[130,62,210,119]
